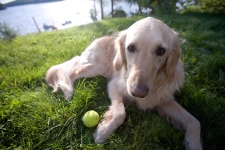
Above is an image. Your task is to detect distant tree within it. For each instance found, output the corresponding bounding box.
[111,0,114,15]
[201,0,225,13]
[125,0,148,14]
[90,8,98,21]
[178,0,225,13]
[100,0,104,19]
[152,0,177,14]
[110,0,123,17]
[97,0,111,19]
[98,0,122,19]
[125,0,177,14]
[177,0,197,9]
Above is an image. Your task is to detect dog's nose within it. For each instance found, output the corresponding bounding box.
[130,84,149,98]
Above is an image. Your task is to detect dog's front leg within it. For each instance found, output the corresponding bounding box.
[93,80,126,144]
[156,100,202,150]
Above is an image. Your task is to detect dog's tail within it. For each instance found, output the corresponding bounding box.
[46,56,80,99]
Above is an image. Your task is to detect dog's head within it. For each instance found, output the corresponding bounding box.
[113,17,181,98]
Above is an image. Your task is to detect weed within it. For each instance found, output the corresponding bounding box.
[0,23,19,40]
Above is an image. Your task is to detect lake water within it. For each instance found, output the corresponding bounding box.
[0,0,138,35]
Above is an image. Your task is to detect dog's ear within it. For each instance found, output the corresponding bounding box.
[113,31,127,71]
[166,32,181,78]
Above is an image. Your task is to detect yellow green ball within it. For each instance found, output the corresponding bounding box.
[82,110,99,127]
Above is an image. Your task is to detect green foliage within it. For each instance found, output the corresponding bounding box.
[201,0,225,13]
[0,14,225,149]
[181,5,203,14]
[89,8,98,21]
[136,0,151,8]
[0,23,18,40]
[125,0,177,14]
[181,0,225,14]
[112,9,127,17]
[151,0,177,14]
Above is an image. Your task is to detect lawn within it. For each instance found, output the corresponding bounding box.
[0,14,225,150]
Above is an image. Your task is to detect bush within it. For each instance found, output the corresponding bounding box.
[0,23,18,40]
[112,9,127,18]
[201,0,225,13]
[182,5,203,14]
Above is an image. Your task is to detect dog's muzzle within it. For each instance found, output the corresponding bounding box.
[130,84,149,98]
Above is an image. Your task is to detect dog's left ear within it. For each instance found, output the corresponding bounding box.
[113,30,127,71]
[166,31,181,78]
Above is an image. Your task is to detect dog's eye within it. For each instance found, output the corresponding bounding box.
[127,44,135,52]
[156,47,165,56]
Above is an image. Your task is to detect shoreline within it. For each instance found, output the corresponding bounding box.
[4,0,63,8]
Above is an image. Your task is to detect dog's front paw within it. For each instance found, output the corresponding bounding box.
[93,122,110,144]
[184,139,202,150]
[93,104,126,144]
[63,89,73,99]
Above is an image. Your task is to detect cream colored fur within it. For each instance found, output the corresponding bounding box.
[46,17,202,150]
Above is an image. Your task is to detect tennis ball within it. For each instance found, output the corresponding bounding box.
[82,110,99,127]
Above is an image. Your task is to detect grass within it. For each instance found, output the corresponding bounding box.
[0,14,225,149]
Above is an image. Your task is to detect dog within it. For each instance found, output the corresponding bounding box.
[46,17,202,150]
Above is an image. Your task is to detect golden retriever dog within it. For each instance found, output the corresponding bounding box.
[46,17,202,150]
